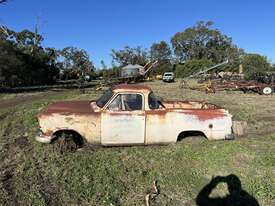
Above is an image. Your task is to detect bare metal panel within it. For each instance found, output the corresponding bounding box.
[101,111,145,145]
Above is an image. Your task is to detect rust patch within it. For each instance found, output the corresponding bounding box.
[106,111,144,116]
[182,109,226,121]
[47,101,93,113]
[163,100,221,110]
[45,129,53,136]
[164,100,193,104]
[38,101,101,118]
[112,84,152,93]
[65,117,74,121]
[146,110,167,116]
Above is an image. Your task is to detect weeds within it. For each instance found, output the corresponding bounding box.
[0,84,274,205]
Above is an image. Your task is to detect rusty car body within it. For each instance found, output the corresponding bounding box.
[36,84,235,146]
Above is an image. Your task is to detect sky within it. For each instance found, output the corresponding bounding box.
[0,0,275,68]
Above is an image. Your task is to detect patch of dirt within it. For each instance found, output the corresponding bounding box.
[0,91,66,110]
[234,154,254,166]
[2,122,12,137]
[260,116,275,122]
[14,137,30,149]
[0,111,13,121]
[0,167,19,205]
[38,177,63,206]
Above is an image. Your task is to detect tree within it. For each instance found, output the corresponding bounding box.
[13,29,43,54]
[100,60,107,70]
[111,46,148,66]
[59,47,94,80]
[150,41,171,63]
[0,27,59,87]
[171,21,237,63]
[150,41,173,75]
[242,54,271,79]
[0,39,24,86]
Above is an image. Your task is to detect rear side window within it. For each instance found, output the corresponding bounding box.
[148,92,159,109]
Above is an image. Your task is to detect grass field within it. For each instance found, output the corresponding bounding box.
[0,80,274,205]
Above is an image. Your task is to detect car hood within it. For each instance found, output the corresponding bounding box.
[40,101,97,116]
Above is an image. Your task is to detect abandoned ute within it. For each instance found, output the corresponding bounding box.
[36,84,235,147]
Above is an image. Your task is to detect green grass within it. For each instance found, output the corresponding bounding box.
[0,87,274,205]
[0,93,17,100]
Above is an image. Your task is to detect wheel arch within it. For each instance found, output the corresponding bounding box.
[177,130,207,142]
[52,129,86,145]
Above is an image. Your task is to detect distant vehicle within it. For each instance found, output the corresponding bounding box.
[36,84,235,149]
[162,72,175,82]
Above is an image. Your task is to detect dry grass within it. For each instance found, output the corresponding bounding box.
[0,80,274,205]
[142,80,275,136]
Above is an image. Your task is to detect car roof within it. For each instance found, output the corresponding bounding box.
[112,84,152,93]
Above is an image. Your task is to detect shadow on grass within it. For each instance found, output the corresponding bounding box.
[196,174,259,206]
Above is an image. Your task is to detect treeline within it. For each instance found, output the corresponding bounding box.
[1,19,275,87]
[0,26,94,87]
[109,21,275,79]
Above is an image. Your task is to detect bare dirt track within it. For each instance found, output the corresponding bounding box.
[0,91,66,110]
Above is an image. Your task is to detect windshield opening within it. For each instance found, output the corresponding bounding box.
[96,89,113,108]
[164,73,173,76]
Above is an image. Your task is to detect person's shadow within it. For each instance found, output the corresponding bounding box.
[196,174,259,206]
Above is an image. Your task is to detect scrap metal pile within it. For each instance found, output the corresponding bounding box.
[181,60,275,95]
[184,78,275,95]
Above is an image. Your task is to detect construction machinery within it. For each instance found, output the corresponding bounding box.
[180,60,229,93]
[96,61,158,90]
[119,61,158,83]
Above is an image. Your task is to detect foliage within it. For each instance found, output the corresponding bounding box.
[1,20,273,86]
[150,41,173,75]
[111,46,148,66]
[175,59,213,78]
[0,27,59,87]
[0,26,95,86]
[100,60,107,70]
[150,41,171,64]
[99,67,121,79]
[171,21,240,64]
[59,47,94,80]
[242,54,272,79]
[151,63,174,75]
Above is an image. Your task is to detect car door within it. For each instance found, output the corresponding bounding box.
[101,93,145,145]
